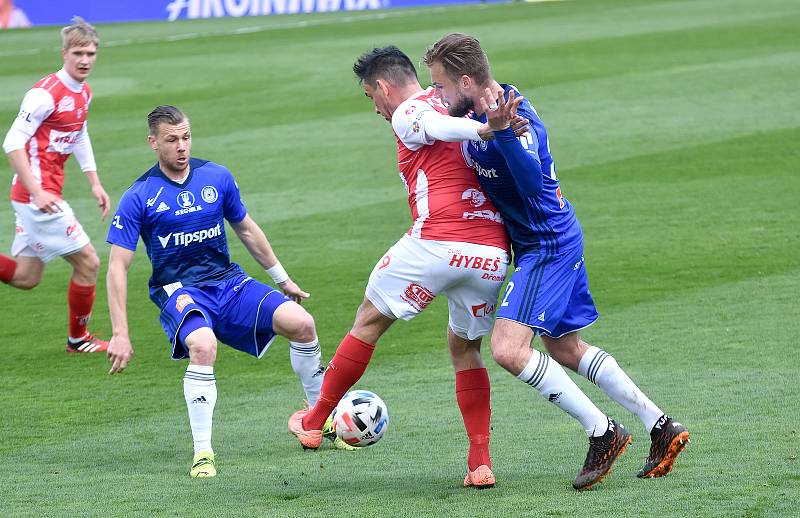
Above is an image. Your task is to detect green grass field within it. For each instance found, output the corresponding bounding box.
[1,0,799,515]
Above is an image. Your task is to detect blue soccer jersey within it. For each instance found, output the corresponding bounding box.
[107,158,248,306]
[465,84,582,258]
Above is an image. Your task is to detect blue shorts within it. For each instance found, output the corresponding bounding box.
[497,244,598,338]
[158,274,291,360]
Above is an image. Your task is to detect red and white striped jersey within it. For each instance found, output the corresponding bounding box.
[390,88,508,251]
[4,69,95,203]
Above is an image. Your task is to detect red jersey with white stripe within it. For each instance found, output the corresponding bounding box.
[390,88,508,251]
[9,73,92,203]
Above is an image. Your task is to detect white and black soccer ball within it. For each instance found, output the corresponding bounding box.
[332,390,389,447]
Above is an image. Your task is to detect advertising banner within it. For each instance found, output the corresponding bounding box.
[7,0,501,27]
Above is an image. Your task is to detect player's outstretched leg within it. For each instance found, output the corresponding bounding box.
[288,299,389,450]
[271,301,325,406]
[288,332,375,450]
[272,300,353,451]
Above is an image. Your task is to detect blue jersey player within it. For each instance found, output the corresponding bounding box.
[105,106,347,478]
[424,34,689,490]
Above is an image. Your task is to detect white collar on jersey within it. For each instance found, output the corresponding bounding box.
[56,68,84,94]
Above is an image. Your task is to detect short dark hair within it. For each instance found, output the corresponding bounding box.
[353,46,418,87]
[147,105,188,136]
[423,33,491,86]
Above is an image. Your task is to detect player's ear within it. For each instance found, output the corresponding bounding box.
[460,75,471,90]
[376,79,390,97]
[147,134,157,150]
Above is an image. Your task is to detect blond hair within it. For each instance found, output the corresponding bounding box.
[61,16,99,50]
[423,33,491,86]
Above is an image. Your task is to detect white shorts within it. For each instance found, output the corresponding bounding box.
[366,234,509,340]
[11,200,90,263]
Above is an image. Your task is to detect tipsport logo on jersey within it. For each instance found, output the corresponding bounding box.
[158,223,222,248]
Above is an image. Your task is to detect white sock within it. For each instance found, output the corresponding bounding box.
[290,338,324,406]
[518,349,609,436]
[184,365,217,455]
[578,346,664,432]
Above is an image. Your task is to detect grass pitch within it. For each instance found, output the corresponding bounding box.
[1,0,798,516]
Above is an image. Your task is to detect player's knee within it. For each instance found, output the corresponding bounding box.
[13,274,41,290]
[490,337,517,370]
[189,342,216,364]
[84,250,101,276]
[186,331,217,364]
[289,311,317,343]
[72,249,101,282]
[491,348,514,370]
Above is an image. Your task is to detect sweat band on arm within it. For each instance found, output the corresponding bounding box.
[266,261,289,285]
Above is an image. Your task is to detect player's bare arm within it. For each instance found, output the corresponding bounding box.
[416,108,527,143]
[73,125,111,219]
[230,215,310,303]
[84,171,111,219]
[6,149,62,214]
[107,245,135,374]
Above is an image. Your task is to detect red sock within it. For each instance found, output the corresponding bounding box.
[0,254,16,284]
[68,280,96,340]
[303,333,376,431]
[456,368,492,471]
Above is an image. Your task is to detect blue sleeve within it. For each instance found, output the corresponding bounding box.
[223,170,247,223]
[493,126,544,195]
[106,190,143,251]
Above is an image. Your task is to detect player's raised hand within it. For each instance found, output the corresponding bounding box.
[480,87,523,132]
[92,183,111,220]
[108,334,133,374]
[279,279,310,304]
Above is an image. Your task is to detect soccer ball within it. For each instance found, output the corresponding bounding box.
[332,390,389,447]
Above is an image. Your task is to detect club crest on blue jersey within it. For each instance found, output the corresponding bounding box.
[201,186,218,204]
